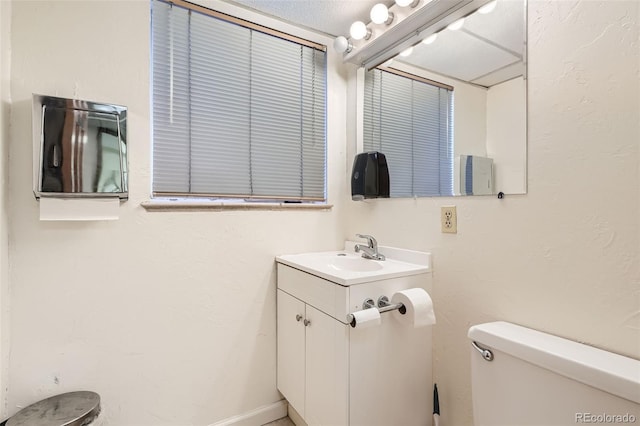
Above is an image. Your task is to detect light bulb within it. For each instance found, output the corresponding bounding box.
[399,46,414,57]
[350,21,371,40]
[333,36,352,53]
[370,3,393,25]
[422,33,438,45]
[395,0,419,7]
[447,18,465,31]
[478,0,497,14]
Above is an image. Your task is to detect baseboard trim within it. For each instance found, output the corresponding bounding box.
[287,405,307,426]
[208,400,288,426]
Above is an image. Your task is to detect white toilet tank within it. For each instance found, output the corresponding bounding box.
[468,321,640,426]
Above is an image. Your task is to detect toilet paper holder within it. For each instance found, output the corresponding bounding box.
[377,296,407,315]
[346,296,406,327]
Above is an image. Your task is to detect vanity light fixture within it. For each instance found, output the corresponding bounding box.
[340,0,495,68]
[422,33,438,44]
[350,21,372,40]
[399,46,414,57]
[395,0,420,8]
[334,36,353,53]
[370,3,394,25]
[447,18,465,30]
[478,0,497,14]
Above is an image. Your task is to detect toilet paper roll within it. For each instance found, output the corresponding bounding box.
[349,308,381,329]
[391,288,436,328]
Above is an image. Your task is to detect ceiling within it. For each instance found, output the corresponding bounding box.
[228,0,387,37]
[227,0,525,88]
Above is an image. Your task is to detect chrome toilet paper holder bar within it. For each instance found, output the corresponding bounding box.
[346,296,406,327]
[377,296,406,315]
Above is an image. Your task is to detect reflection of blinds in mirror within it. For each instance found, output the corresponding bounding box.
[151,0,327,201]
[363,68,453,197]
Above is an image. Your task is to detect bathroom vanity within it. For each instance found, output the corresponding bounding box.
[275,243,434,426]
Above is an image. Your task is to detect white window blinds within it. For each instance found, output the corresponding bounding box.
[363,68,454,197]
[151,0,327,201]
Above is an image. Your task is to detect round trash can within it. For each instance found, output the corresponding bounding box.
[6,391,101,426]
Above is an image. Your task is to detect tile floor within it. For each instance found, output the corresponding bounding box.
[263,417,295,426]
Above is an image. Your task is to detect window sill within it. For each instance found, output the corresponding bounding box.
[141,200,333,212]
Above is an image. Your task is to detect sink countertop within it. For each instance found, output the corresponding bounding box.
[276,242,431,286]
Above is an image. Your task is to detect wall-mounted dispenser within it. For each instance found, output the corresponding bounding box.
[351,151,390,201]
[33,94,128,200]
[458,155,493,196]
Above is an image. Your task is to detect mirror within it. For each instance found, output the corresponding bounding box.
[357,0,526,197]
[33,95,128,199]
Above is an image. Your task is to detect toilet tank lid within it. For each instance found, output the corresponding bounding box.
[468,321,640,405]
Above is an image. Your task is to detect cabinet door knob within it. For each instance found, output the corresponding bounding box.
[296,314,303,322]
[303,319,311,327]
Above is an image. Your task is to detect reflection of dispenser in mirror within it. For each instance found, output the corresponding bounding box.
[351,151,390,201]
[33,94,128,200]
[458,155,493,196]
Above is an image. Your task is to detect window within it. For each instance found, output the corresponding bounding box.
[363,67,454,197]
[151,0,327,202]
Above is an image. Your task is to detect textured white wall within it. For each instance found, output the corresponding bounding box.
[346,1,639,425]
[7,1,347,424]
[0,0,10,418]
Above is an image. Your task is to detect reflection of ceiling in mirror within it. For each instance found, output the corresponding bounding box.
[396,0,525,88]
[228,0,385,38]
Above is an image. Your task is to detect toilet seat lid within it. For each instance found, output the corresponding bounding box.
[7,391,100,426]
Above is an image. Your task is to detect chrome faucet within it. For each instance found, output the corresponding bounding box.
[354,234,385,261]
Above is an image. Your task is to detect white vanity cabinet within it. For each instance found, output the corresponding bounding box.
[276,246,433,426]
[276,267,349,426]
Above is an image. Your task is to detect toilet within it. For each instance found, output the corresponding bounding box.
[5,391,101,426]
[469,321,640,426]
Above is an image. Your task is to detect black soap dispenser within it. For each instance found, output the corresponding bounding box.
[351,151,390,201]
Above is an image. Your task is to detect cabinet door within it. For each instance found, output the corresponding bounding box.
[305,305,349,426]
[277,290,306,417]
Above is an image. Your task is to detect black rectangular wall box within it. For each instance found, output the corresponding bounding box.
[351,151,390,201]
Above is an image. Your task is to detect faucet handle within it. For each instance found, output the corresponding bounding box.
[356,234,377,248]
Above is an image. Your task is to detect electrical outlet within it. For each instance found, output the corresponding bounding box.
[441,206,457,233]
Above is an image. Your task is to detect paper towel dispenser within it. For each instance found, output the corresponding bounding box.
[351,151,390,201]
[459,155,493,196]
[33,94,128,200]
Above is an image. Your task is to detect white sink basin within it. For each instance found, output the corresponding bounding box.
[328,255,384,272]
[276,243,430,286]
